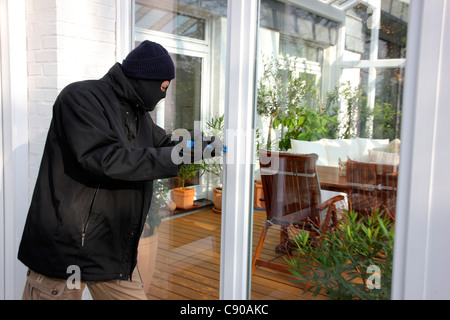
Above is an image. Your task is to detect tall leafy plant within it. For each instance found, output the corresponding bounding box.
[257,54,339,151]
[286,210,394,300]
[256,55,290,150]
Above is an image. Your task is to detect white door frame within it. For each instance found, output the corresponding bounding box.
[0,0,29,300]
[220,0,259,300]
[392,0,450,300]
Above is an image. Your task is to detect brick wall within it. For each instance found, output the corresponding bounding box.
[26,0,117,197]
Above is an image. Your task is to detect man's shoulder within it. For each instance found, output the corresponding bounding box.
[61,79,108,95]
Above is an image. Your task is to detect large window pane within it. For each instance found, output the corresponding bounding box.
[134,0,227,300]
[135,1,206,40]
[251,0,408,300]
[151,54,202,133]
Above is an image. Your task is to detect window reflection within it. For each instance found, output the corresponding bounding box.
[135,1,206,40]
[134,0,409,301]
[252,0,408,300]
[135,0,227,301]
[379,3,408,59]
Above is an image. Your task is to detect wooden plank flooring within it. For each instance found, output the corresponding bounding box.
[146,209,327,300]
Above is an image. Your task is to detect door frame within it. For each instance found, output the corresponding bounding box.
[0,0,29,300]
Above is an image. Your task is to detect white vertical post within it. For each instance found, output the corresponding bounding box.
[220,0,259,300]
[0,0,29,300]
[0,0,6,301]
[116,0,134,62]
[392,0,450,300]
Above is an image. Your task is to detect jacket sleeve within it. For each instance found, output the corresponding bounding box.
[55,84,179,182]
[151,121,179,148]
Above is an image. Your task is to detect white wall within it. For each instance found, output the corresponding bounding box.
[0,0,118,299]
[26,0,117,196]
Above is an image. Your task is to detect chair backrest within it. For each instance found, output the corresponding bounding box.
[259,151,322,226]
[346,158,398,218]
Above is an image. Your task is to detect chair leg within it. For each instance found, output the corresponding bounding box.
[251,221,270,275]
[275,227,292,255]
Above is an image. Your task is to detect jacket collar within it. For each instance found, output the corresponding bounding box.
[102,63,146,110]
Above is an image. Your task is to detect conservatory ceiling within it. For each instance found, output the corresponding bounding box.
[318,0,409,12]
[318,0,360,11]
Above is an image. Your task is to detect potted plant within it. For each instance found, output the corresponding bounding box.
[138,179,171,294]
[256,53,340,151]
[285,209,394,300]
[172,163,202,209]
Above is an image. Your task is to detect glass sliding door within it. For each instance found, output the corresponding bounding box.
[134,0,228,300]
[250,0,409,300]
[132,0,410,300]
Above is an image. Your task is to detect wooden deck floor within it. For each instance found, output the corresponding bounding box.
[146,209,327,300]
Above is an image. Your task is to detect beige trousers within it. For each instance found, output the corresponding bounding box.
[22,268,148,300]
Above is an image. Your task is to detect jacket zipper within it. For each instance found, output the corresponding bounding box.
[81,186,99,247]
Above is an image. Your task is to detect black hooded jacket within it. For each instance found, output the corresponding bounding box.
[18,63,179,281]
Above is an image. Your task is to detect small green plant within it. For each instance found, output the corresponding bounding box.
[373,102,401,141]
[257,54,340,151]
[177,163,202,189]
[339,81,361,139]
[274,106,338,150]
[286,210,394,300]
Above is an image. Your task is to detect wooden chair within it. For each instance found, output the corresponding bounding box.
[251,151,345,275]
[346,158,398,219]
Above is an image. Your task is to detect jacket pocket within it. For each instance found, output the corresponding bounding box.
[81,186,99,247]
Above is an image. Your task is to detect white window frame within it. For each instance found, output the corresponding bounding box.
[220,0,259,300]
[0,0,29,300]
[392,0,450,300]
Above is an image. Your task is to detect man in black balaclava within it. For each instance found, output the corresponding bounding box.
[18,41,216,300]
[121,40,174,113]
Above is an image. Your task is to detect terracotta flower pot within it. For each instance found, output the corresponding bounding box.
[172,187,195,209]
[254,180,265,209]
[212,187,222,213]
[137,232,159,294]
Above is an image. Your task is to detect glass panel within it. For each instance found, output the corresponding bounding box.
[345,3,371,60]
[134,0,227,300]
[151,54,202,134]
[345,66,404,141]
[251,0,408,300]
[374,67,404,140]
[135,1,206,40]
[379,2,408,59]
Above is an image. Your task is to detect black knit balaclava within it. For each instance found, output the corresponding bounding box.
[121,40,175,112]
[127,78,167,112]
